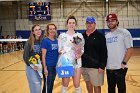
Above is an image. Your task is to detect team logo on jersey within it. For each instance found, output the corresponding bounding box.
[106,36,118,43]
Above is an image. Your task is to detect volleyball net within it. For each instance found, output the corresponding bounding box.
[0,39,28,54]
[0,38,140,54]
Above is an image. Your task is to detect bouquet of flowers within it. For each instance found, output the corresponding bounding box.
[72,35,84,68]
[72,36,84,55]
[73,36,83,45]
[29,53,43,78]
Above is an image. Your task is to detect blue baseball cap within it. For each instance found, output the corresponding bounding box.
[86,16,96,24]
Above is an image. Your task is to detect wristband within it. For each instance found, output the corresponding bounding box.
[122,61,127,65]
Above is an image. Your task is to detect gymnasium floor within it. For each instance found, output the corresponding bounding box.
[0,48,140,93]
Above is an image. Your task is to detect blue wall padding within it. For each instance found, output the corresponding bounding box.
[128,29,140,37]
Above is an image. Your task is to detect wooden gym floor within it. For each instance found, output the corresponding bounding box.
[0,48,140,93]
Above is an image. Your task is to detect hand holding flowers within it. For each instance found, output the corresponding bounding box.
[29,53,43,78]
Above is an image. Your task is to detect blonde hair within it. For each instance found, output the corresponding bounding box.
[44,23,57,39]
[28,24,42,51]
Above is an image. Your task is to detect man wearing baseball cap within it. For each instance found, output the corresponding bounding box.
[81,16,107,93]
[106,13,118,22]
[105,13,133,93]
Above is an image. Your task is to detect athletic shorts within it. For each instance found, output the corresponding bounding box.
[81,68,104,86]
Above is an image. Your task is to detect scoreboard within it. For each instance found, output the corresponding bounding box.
[28,2,51,21]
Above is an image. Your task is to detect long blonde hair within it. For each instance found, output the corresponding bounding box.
[28,24,42,51]
[44,23,57,39]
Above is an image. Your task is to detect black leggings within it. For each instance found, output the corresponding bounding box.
[106,68,128,93]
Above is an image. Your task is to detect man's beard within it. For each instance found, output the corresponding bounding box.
[108,24,117,29]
